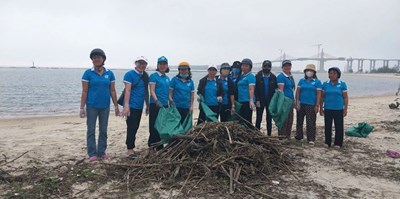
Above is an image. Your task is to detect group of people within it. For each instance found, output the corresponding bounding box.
[80,48,349,161]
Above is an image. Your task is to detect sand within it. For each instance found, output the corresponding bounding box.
[1,95,400,198]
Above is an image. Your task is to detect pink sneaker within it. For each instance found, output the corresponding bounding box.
[88,156,97,161]
[100,154,111,160]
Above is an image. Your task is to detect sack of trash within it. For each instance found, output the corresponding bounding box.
[345,122,374,138]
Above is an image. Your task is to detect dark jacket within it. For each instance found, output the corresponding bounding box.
[255,71,277,106]
[197,75,224,101]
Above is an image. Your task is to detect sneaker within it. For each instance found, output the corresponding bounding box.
[334,145,342,149]
[88,156,97,161]
[100,154,111,160]
[128,152,137,160]
[308,141,315,146]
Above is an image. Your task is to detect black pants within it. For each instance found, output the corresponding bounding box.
[126,108,143,149]
[148,103,165,150]
[324,109,344,147]
[239,102,253,129]
[219,104,231,122]
[177,107,189,124]
[296,104,317,141]
[255,102,272,136]
[198,105,220,125]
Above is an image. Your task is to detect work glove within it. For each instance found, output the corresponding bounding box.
[217,96,223,103]
[155,100,163,108]
[250,101,256,111]
[80,108,86,118]
[256,101,261,108]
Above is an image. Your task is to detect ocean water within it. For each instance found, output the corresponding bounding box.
[0,67,398,119]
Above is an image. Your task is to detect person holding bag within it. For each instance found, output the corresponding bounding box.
[148,56,170,150]
[120,56,149,159]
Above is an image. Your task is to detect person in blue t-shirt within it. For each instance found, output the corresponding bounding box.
[294,64,322,145]
[80,48,119,161]
[320,67,349,148]
[276,60,295,139]
[169,61,195,124]
[121,56,150,159]
[255,60,277,136]
[197,65,223,124]
[148,56,170,150]
[237,58,256,128]
[217,63,235,122]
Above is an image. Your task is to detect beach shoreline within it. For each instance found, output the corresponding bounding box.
[1,94,399,198]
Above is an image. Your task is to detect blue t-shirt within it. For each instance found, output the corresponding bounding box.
[297,78,322,105]
[237,72,256,102]
[322,80,348,110]
[123,69,146,109]
[204,79,219,106]
[149,72,170,106]
[82,67,115,109]
[277,73,295,100]
[170,76,195,109]
[219,77,229,105]
[263,76,270,97]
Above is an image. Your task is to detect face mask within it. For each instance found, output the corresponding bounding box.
[180,74,188,78]
[305,71,314,78]
[221,70,230,76]
[232,68,240,75]
[262,68,271,74]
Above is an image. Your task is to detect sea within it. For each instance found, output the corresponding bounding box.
[0,67,398,119]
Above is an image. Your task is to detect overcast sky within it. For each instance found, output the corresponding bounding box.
[0,0,399,70]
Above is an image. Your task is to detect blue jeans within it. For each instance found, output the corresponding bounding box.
[86,107,110,157]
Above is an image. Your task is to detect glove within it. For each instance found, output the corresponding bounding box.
[189,106,193,114]
[197,96,201,103]
[115,106,120,116]
[155,100,163,108]
[80,108,86,118]
[145,106,150,116]
[250,102,256,111]
[169,99,175,107]
[256,101,261,108]
[217,96,223,103]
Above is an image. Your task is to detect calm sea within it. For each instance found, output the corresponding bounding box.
[0,67,398,119]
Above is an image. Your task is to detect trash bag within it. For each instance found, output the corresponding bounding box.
[199,94,219,122]
[268,91,294,129]
[345,122,374,138]
[227,100,242,121]
[155,106,192,142]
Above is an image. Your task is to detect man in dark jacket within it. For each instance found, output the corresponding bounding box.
[255,60,278,135]
[197,65,223,124]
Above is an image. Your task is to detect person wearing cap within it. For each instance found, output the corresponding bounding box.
[80,48,119,161]
[255,60,277,135]
[230,61,242,100]
[217,62,236,122]
[294,64,322,145]
[148,56,170,150]
[320,67,349,148]
[237,58,256,128]
[169,61,195,124]
[196,64,224,124]
[276,60,296,139]
[121,56,150,159]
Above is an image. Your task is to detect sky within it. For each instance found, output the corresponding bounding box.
[0,0,399,70]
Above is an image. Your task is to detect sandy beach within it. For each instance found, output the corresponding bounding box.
[1,95,399,198]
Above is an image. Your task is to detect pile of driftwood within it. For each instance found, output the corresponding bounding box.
[105,122,293,198]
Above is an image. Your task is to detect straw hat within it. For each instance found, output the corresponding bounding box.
[304,64,316,72]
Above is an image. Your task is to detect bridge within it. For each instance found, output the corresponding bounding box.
[253,48,400,72]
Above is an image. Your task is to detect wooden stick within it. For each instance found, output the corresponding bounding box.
[229,167,234,194]
[224,126,233,144]
[220,166,277,199]
[2,151,29,165]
